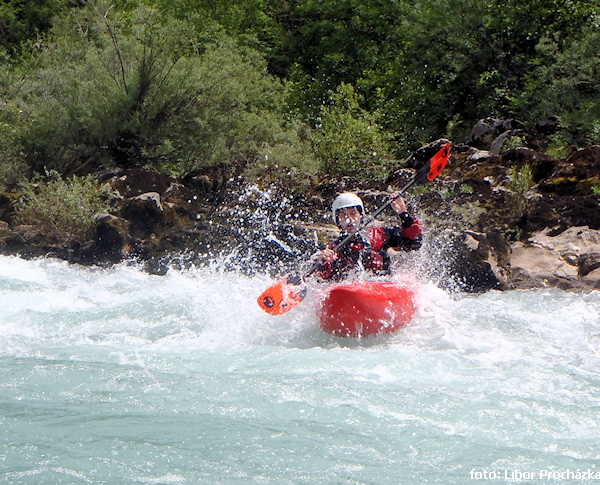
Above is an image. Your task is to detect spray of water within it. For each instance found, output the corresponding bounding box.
[1,253,599,483]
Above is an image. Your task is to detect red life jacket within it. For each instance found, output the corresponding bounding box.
[316,218,422,281]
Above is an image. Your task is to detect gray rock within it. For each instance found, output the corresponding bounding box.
[510,226,600,290]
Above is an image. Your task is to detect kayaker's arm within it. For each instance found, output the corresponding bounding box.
[390,192,422,248]
[311,247,336,280]
[368,192,422,253]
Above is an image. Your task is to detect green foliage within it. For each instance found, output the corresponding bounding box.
[504,135,526,151]
[272,0,409,123]
[1,0,599,182]
[380,0,596,151]
[511,21,600,147]
[440,184,474,199]
[16,172,110,241]
[0,0,67,57]
[249,0,598,153]
[0,101,30,186]
[507,163,533,215]
[592,185,600,196]
[152,0,278,53]
[312,83,394,180]
[544,142,571,160]
[5,1,313,178]
[245,118,320,182]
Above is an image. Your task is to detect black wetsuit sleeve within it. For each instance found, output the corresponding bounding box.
[386,226,423,251]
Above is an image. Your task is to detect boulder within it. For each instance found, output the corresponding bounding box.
[464,229,512,289]
[518,194,600,239]
[489,131,511,156]
[403,138,453,170]
[535,146,600,196]
[74,214,131,264]
[121,192,165,238]
[499,148,558,183]
[469,118,517,149]
[92,214,131,263]
[509,226,600,290]
[0,221,13,244]
[108,167,174,198]
[421,228,510,293]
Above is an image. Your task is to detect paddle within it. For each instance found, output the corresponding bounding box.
[258,142,451,315]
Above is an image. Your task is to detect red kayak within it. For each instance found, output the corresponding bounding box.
[318,281,416,338]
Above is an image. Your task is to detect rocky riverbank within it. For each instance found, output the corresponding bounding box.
[0,120,599,292]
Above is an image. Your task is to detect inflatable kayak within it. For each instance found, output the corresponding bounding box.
[318,281,416,338]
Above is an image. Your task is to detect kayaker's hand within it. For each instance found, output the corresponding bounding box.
[390,192,407,214]
[318,248,337,263]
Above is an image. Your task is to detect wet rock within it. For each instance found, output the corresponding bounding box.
[518,194,600,239]
[441,229,510,292]
[469,118,517,149]
[510,226,600,290]
[538,145,600,196]
[464,229,512,289]
[108,168,174,198]
[417,226,508,293]
[79,214,131,264]
[0,221,12,244]
[499,148,558,183]
[5,224,47,247]
[121,192,165,238]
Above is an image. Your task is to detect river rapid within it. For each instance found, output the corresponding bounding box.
[0,254,599,484]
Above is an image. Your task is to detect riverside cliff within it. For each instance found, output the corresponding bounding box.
[1,120,599,292]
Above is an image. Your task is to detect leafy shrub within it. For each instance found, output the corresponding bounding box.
[16,172,110,241]
[0,0,65,56]
[0,101,29,186]
[245,118,320,183]
[503,135,526,151]
[8,2,314,179]
[512,22,600,147]
[312,83,394,180]
[506,163,533,216]
[273,0,597,152]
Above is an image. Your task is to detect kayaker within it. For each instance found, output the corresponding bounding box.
[312,192,422,281]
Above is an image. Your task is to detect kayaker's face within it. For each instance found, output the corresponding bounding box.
[338,207,362,232]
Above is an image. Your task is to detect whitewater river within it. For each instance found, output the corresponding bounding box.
[0,254,599,484]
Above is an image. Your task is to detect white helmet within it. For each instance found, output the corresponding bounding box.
[332,192,364,225]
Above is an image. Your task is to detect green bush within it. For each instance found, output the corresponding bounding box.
[0,101,30,186]
[506,163,533,216]
[264,0,598,152]
[245,117,320,183]
[6,2,314,179]
[312,83,394,180]
[0,0,65,56]
[511,23,600,147]
[16,172,110,241]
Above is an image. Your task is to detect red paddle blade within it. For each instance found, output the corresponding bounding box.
[428,142,451,181]
[415,142,451,184]
[258,275,307,315]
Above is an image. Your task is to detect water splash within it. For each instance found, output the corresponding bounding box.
[0,255,599,483]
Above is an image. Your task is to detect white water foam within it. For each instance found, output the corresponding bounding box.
[0,255,599,483]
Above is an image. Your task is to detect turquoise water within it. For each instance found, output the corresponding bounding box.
[0,255,599,484]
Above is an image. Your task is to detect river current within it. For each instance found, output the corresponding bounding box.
[0,254,599,484]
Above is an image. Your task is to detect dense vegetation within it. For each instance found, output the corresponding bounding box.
[1,0,598,188]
